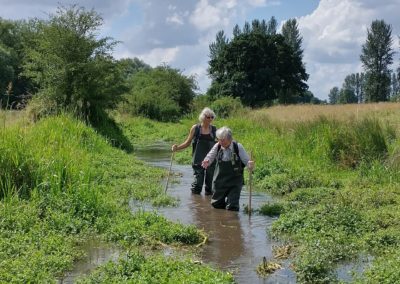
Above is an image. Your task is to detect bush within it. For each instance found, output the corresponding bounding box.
[123,66,196,121]
[210,96,244,118]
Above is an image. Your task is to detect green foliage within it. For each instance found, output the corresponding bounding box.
[0,18,35,108]
[122,65,196,121]
[208,21,308,107]
[106,211,201,246]
[1,114,206,282]
[191,93,213,114]
[358,249,400,283]
[328,118,388,168]
[0,44,14,98]
[210,96,244,118]
[258,202,284,216]
[360,20,394,102]
[258,170,324,195]
[23,5,125,121]
[79,251,234,283]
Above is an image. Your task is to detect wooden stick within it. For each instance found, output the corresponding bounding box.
[248,151,253,216]
[165,151,175,194]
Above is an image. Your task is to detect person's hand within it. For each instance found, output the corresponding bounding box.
[171,144,178,152]
[202,160,209,169]
[247,160,255,171]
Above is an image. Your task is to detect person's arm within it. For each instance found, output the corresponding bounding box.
[201,143,219,169]
[237,142,255,170]
[172,124,197,152]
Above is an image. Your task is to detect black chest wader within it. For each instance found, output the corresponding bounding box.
[191,134,216,194]
[211,150,244,211]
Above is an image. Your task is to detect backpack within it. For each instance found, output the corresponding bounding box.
[192,124,217,154]
[217,141,246,168]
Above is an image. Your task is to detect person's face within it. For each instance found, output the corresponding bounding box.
[218,137,231,148]
[204,114,214,122]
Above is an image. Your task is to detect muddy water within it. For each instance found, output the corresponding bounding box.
[134,142,296,284]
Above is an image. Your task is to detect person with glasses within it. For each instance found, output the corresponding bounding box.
[201,126,254,211]
[172,107,217,195]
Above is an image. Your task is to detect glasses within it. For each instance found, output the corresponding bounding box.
[206,116,214,119]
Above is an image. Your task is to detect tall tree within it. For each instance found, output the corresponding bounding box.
[281,19,303,60]
[24,5,125,120]
[360,20,394,102]
[209,30,228,62]
[391,72,399,99]
[280,18,307,103]
[208,28,308,106]
[267,16,277,35]
[354,73,365,103]
[328,86,339,104]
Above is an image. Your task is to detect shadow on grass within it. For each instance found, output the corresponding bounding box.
[90,109,134,153]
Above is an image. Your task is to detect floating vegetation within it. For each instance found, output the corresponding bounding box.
[273,244,292,259]
[256,257,282,277]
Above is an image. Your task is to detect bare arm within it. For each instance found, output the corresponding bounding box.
[171,124,197,152]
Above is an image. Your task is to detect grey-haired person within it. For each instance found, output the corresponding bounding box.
[172,107,217,195]
[201,126,254,211]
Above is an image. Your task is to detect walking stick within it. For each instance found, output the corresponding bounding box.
[248,151,253,216]
[165,151,175,194]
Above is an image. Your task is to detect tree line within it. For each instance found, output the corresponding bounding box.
[2,5,400,124]
[0,5,197,123]
[329,20,400,104]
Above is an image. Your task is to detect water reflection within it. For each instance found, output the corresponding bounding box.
[57,239,120,284]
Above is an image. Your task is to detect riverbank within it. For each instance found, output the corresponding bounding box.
[2,102,400,283]
[0,114,233,283]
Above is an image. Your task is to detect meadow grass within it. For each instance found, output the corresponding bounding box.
[114,102,400,283]
[0,114,224,283]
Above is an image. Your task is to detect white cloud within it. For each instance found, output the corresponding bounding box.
[166,14,184,25]
[190,0,237,31]
[1,0,400,99]
[247,0,280,7]
[131,47,180,67]
[298,0,400,99]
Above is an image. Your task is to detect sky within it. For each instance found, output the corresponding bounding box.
[1,0,400,101]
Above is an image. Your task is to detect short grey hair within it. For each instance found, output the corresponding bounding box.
[199,107,216,122]
[216,126,233,141]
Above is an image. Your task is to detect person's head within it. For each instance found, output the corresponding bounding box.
[216,126,233,148]
[199,107,216,123]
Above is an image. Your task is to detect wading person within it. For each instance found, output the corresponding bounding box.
[201,126,254,211]
[171,107,217,195]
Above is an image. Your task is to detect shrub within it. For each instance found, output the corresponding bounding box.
[210,96,244,118]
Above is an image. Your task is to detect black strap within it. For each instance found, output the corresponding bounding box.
[217,141,245,167]
[192,124,216,154]
[192,124,216,146]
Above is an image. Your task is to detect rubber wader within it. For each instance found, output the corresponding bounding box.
[192,134,216,194]
[211,150,243,211]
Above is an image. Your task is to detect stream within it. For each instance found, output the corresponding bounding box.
[59,142,366,283]
[133,142,296,284]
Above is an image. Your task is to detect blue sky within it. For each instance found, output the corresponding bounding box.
[1,0,399,100]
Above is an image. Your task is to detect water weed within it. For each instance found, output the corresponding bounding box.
[78,251,234,284]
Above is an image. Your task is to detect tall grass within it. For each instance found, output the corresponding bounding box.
[1,114,207,282]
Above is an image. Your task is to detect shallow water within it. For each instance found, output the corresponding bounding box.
[134,142,296,284]
[58,239,120,283]
[58,141,365,283]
